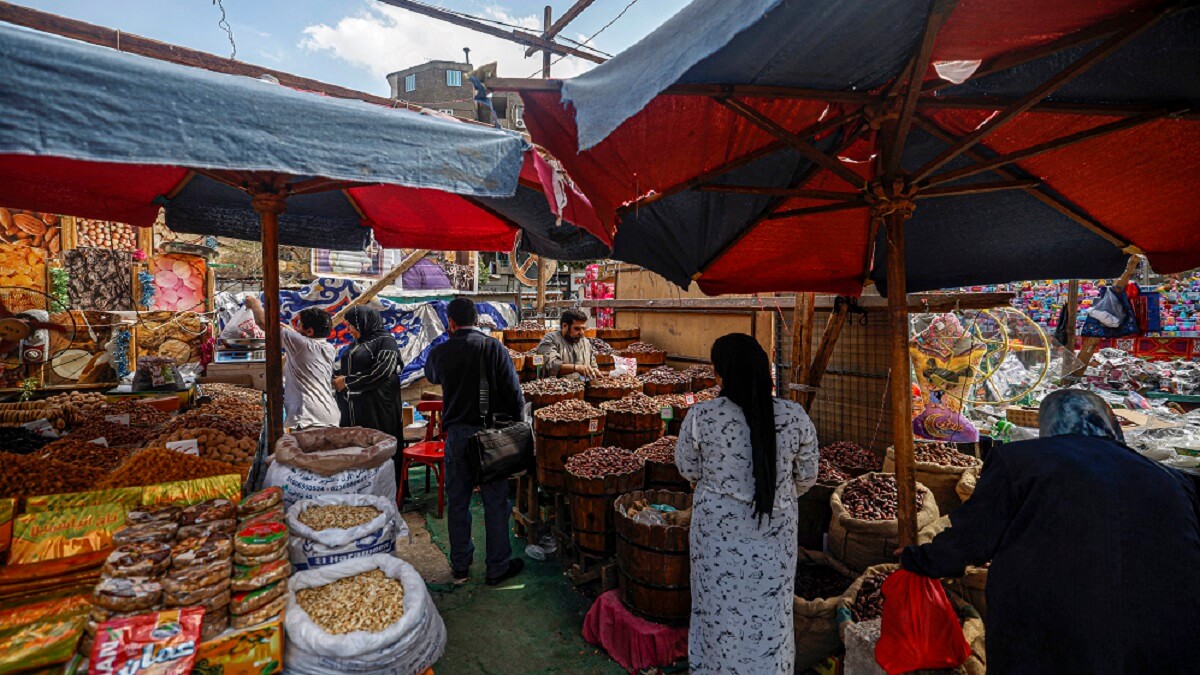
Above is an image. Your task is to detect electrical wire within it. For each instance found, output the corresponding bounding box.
[212,0,237,59]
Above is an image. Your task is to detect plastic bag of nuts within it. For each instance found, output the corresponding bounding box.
[828,473,938,573]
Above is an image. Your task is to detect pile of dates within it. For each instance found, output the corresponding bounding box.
[619,342,663,355]
[534,399,604,424]
[588,375,642,390]
[0,427,51,454]
[638,366,688,385]
[600,393,663,416]
[590,338,614,355]
[850,572,891,622]
[821,441,882,473]
[634,436,678,464]
[841,473,924,521]
[817,458,850,485]
[522,377,584,397]
[914,441,980,468]
[565,446,643,479]
[794,564,854,601]
[511,320,549,332]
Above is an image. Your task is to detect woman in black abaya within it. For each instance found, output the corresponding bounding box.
[334,306,402,440]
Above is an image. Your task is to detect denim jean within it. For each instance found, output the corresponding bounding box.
[444,424,513,578]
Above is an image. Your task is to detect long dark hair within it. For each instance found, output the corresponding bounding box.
[711,333,777,518]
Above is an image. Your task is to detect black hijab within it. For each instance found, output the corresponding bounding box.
[345,307,395,353]
[712,333,778,519]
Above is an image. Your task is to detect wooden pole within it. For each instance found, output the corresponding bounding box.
[252,192,286,451]
[542,6,553,78]
[331,249,429,327]
[804,299,850,409]
[535,258,549,316]
[789,292,814,403]
[885,211,918,546]
[1064,279,1080,349]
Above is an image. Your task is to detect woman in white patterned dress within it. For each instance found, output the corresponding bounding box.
[675,333,819,674]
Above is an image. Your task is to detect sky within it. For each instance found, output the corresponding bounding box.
[9,0,690,96]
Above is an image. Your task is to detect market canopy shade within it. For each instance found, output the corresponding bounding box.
[500,0,1200,295]
[0,22,610,259]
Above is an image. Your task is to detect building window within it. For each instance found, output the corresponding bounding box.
[404,74,416,92]
[446,70,462,87]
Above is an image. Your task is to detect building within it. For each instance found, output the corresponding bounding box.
[386,60,525,131]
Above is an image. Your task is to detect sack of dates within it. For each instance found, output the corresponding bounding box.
[883,443,981,515]
[286,494,406,571]
[835,563,899,675]
[792,549,857,672]
[828,473,938,573]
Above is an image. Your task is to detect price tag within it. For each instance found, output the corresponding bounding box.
[684,394,696,405]
[89,437,108,446]
[532,355,545,367]
[660,407,673,421]
[166,439,200,456]
[23,418,59,439]
[105,414,131,426]
[588,419,599,434]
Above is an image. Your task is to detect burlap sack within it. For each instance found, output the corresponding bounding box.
[835,563,900,641]
[948,589,988,675]
[884,447,981,515]
[792,549,856,672]
[947,566,989,624]
[828,475,939,573]
[275,426,397,476]
[918,514,953,545]
[956,467,979,504]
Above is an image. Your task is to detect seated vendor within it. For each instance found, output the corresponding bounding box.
[535,308,601,379]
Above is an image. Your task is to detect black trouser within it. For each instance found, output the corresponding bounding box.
[444,424,512,577]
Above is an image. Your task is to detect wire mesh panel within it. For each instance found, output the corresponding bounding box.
[776,305,895,454]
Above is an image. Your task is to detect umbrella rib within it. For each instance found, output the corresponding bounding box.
[716,98,866,189]
[766,201,868,220]
[286,177,370,195]
[694,186,861,200]
[882,0,960,179]
[921,108,1179,187]
[910,6,1172,184]
[618,108,861,215]
[916,179,1040,198]
[913,114,1131,250]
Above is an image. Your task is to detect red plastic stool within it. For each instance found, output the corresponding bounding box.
[401,401,446,517]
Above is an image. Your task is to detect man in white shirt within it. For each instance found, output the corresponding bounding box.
[244,296,339,430]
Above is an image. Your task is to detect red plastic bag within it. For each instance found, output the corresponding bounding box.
[90,607,204,675]
[875,570,970,674]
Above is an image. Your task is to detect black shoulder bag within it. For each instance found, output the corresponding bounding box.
[467,345,534,485]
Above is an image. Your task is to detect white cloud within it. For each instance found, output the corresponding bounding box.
[300,2,597,86]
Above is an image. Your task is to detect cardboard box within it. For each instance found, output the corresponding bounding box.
[193,616,283,675]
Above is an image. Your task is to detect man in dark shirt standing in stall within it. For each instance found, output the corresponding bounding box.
[425,298,525,585]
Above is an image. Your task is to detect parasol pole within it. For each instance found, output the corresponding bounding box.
[331,249,429,327]
[251,189,287,451]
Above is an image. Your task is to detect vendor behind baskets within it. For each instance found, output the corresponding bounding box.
[899,389,1200,674]
[535,308,601,380]
[426,298,525,586]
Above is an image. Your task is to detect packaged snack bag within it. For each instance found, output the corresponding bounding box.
[90,607,204,675]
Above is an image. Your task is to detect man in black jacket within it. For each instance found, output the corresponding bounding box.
[425,298,525,585]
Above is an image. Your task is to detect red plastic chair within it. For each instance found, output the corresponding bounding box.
[400,401,446,517]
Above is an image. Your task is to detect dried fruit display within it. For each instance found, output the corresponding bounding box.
[0,403,69,430]
[135,311,208,363]
[634,436,678,464]
[565,446,643,479]
[521,378,584,397]
[200,384,264,407]
[506,348,523,358]
[682,365,716,381]
[100,447,247,488]
[588,375,641,390]
[821,441,883,473]
[297,505,382,531]
[151,428,257,465]
[0,209,61,254]
[619,342,663,355]
[159,414,260,442]
[590,338,614,355]
[914,442,980,468]
[510,321,550,332]
[0,452,103,499]
[694,387,721,402]
[75,218,136,251]
[533,399,604,423]
[78,400,169,429]
[68,420,152,447]
[0,427,52,454]
[38,439,134,472]
[840,474,925,521]
[794,565,854,601]
[817,458,850,484]
[600,393,662,416]
[295,569,404,634]
[652,394,694,409]
[850,572,891,622]
[150,254,207,312]
[638,366,688,385]
[0,243,47,302]
[64,247,134,312]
